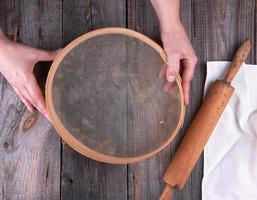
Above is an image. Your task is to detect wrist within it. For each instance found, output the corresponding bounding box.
[151,0,182,33]
[151,0,180,21]
[0,29,10,47]
[0,39,10,52]
[0,28,7,41]
[0,38,9,49]
[160,20,183,34]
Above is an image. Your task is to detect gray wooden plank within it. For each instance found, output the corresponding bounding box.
[61,1,128,200]
[170,0,205,199]
[127,0,202,200]
[0,1,255,200]
[176,0,207,199]
[62,0,91,46]
[0,82,60,200]
[172,1,256,199]
[0,0,62,199]
[0,0,20,38]
[206,0,255,63]
[186,1,256,200]
[20,0,63,92]
[237,0,256,64]
[19,0,62,49]
[62,146,128,200]
[127,0,161,43]
[127,1,177,200]
[91,0,126,29]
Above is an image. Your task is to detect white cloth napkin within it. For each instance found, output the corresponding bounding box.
[202,61,257,200]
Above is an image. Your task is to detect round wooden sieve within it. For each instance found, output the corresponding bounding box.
[46,28,185,164]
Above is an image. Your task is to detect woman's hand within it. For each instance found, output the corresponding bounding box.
[161,21,197,104]
[0,34,60,120]
[151,0,197,104]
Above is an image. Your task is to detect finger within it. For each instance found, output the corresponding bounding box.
[25,74,50,120]
[181,58,197,105]
[34,48,62,62]
[159,64,168,80]
[13,87,34,112]
[25,85,50,121]
[166,54,180,82]
[20,86,37,110]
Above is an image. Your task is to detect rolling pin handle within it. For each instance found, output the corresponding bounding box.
[224,39,251,84]
[159,184,174,200]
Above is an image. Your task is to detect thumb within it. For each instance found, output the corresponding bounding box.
[166,54,180,82]
[35,48,62,62]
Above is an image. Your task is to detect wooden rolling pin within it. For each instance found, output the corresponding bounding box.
[159,40,251,200]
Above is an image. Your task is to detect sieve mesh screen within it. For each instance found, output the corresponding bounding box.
[51,33,181,158]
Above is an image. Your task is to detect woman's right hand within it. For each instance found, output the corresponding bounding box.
[0,33,60,120]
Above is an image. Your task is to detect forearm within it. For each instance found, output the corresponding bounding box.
[151,0,196,104]
[151,0,181,32]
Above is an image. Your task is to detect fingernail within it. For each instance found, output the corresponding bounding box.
[167,75,175,82]
[186,97,189,105]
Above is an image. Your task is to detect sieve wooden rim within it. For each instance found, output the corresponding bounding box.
[46,27,186,164]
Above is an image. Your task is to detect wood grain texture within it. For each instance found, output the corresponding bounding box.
[127,1,174,200]
[127,0,160,44]
[127,0,204,200]
[20,0,63,90]
[207,0,255,62]
[168,0,206,199]
[91,0,126,29]
[61,1,128,200]
[177,0,208,199]
[62,0,91,46]
[0,0,256,200]
[0,0,62,199]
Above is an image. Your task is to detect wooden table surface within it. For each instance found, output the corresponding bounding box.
[0,0,256,199]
